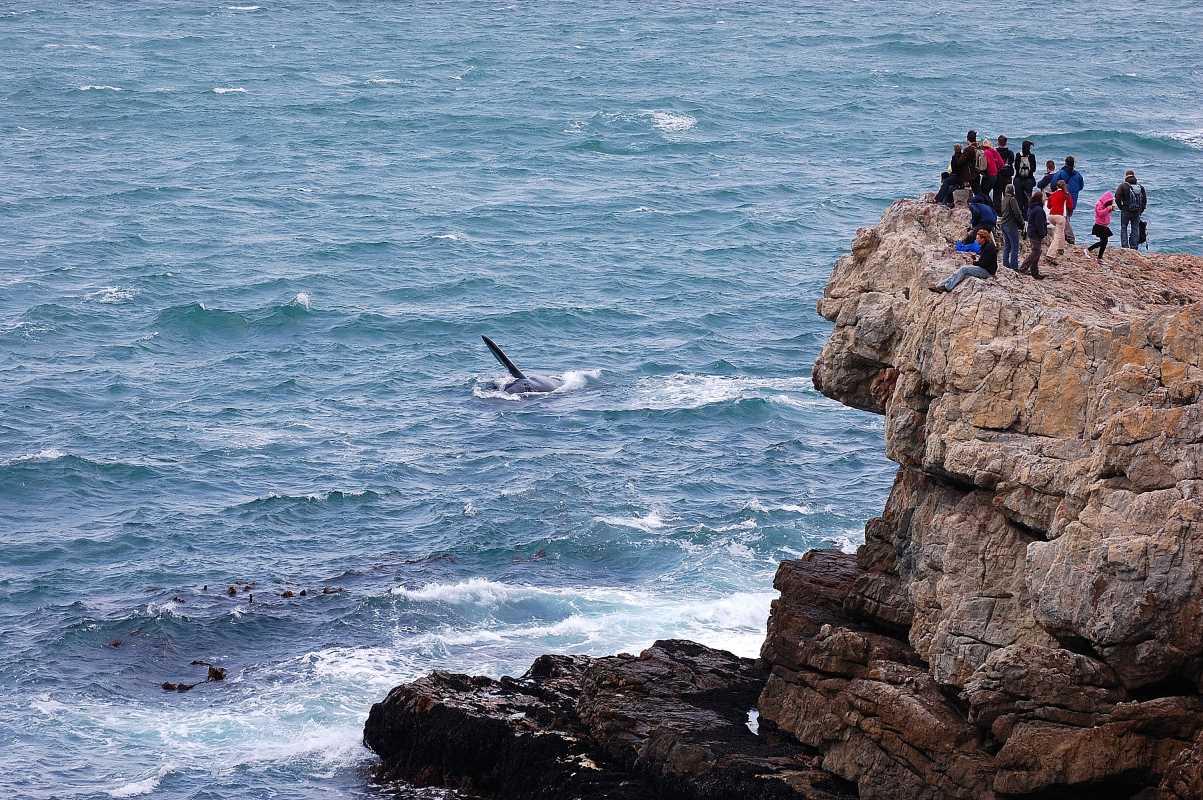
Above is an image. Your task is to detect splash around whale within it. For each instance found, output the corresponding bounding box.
[481,335,565,394]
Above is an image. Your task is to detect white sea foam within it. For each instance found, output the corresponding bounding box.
[595,509,667,532]
[649,110,697,133]
[86,286,136,304]
[1166,129,1203,149]
[367,78,402,85]
[433,232,467,241]
[212,86,247,94]
[627,374,812,411]
[555,368,601,392]
[290,291,311,310]
[79,84,122,91]
[715,518,757,531]
[829,530,863,554]
[46,43,102,50]
[462,501,478,517]
[224,5,261,10]
[4,448,66,465]
[107,765,174,798]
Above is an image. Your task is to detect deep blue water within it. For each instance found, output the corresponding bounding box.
[2,2,1202,798]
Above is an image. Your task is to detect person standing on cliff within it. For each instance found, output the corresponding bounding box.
[1046,180,1073,259]
[931,228,997,293]
[1086,191,1116,264]
[993,135,1016,210]
[1115,170,1147,249]
[1046,156,1085,244]
[1014,141,1037,211]
[1022,192,1047,278]
[964,130,986,192]
[999,184,1024,271]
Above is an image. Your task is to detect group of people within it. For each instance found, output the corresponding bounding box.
[931,130,1150,294]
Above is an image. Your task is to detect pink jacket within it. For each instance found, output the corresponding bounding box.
[984,146,1003,177]
[1095,192,1115,226]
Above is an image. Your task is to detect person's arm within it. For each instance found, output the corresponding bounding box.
[1140,186,1147,213]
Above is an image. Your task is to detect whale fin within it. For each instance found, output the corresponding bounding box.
[482,336,526,380]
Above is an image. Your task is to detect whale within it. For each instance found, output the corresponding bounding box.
[481,335,564,394]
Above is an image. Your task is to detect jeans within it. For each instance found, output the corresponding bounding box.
[940,265,993,292]
[1121,210,1142,248]
[1047,214,1067,257]
[1001,222,1021,269]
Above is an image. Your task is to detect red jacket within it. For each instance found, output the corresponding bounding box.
[984,146,1003,177]
[1048,189,1074,216]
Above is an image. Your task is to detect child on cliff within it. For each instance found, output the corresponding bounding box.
[1086,192,1116,264]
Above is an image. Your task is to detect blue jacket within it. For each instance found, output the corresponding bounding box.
[969,198,997,228]
[1045,167,1085,204]
[1026,203,1048,239]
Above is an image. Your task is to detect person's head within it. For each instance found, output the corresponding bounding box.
[1022,140,1033,154]
[1032,190,1044,205]
[967,129,977,143]
[975,228,990,245]
[954,143,963,153]
[1045,160,1056,172]
[1065,155,1075,170]
[941,171,950,180]
[1057,180,1067,191]
[1126,169,1137,184]
[998,135,1008,147]
[984,139,995,149]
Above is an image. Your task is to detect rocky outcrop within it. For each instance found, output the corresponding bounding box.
[770,198,1203,798]
[366,199,1203,798]
[364,640,853,800]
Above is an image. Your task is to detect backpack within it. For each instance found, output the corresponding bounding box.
[974,147,988,172]
[1122,183,1145,213]
[1015,154,1034,179]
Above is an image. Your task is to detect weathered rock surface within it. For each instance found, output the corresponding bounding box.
[775,198,1203,798]
[366,199,1203,798]
[364,639,853,800]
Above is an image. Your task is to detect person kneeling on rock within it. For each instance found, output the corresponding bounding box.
[932,228,997,293]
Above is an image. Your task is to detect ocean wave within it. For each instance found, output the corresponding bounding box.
[289,291,311,310]
[594,509,667,532]
[107,765,174,798]
[85,286,137,304]
[1166,129,1203,149]
[224,5,261,10]
[212,86,247,94]
[229,489,382,512]
[367,78,401,85]
[650,110,697,133]
[3,447,67,465]
[79,84,123,91]
[626,374,813,411]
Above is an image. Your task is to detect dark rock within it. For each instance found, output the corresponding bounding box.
[207,665,226,682]
[281,590,295,598]
[299,589,307,596]
[322,586,345,594]
[108,639,121,648]
[365,641,853,800]
[226,585,237,596]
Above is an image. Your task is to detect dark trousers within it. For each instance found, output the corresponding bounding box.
[1021,236,1043,277]
[1087,229,1111,259]
[1121,210,1142,248]
[1015,176,1035,211]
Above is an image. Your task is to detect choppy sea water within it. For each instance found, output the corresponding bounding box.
[2,2,1202,798]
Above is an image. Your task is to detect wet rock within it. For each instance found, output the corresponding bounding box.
[322,586,345,594]
[207,665,226,681]
[365,641,853,800]
[226,585,237,596]
[280,590,295,598]
[108,639,121,648]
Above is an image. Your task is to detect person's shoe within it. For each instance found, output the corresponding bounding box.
[1083,247,1092,257]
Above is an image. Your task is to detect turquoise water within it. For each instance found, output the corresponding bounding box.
[3,2,1202,798]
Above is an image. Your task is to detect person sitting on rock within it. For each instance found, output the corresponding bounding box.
[936,170,958,207]
[932,228,997,293]
[1022,191,1047,278]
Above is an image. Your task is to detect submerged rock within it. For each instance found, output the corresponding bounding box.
[365,198,1203,798]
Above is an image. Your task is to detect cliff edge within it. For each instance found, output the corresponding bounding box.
[364,200,1203,799]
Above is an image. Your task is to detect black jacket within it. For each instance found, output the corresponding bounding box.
[975,239,999,276]
[1116,181,1147,214]
[1026,203,1048,239]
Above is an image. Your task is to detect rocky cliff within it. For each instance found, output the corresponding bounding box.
[364,199,1203,798]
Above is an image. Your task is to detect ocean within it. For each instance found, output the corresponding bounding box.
[2,1,1202,797]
